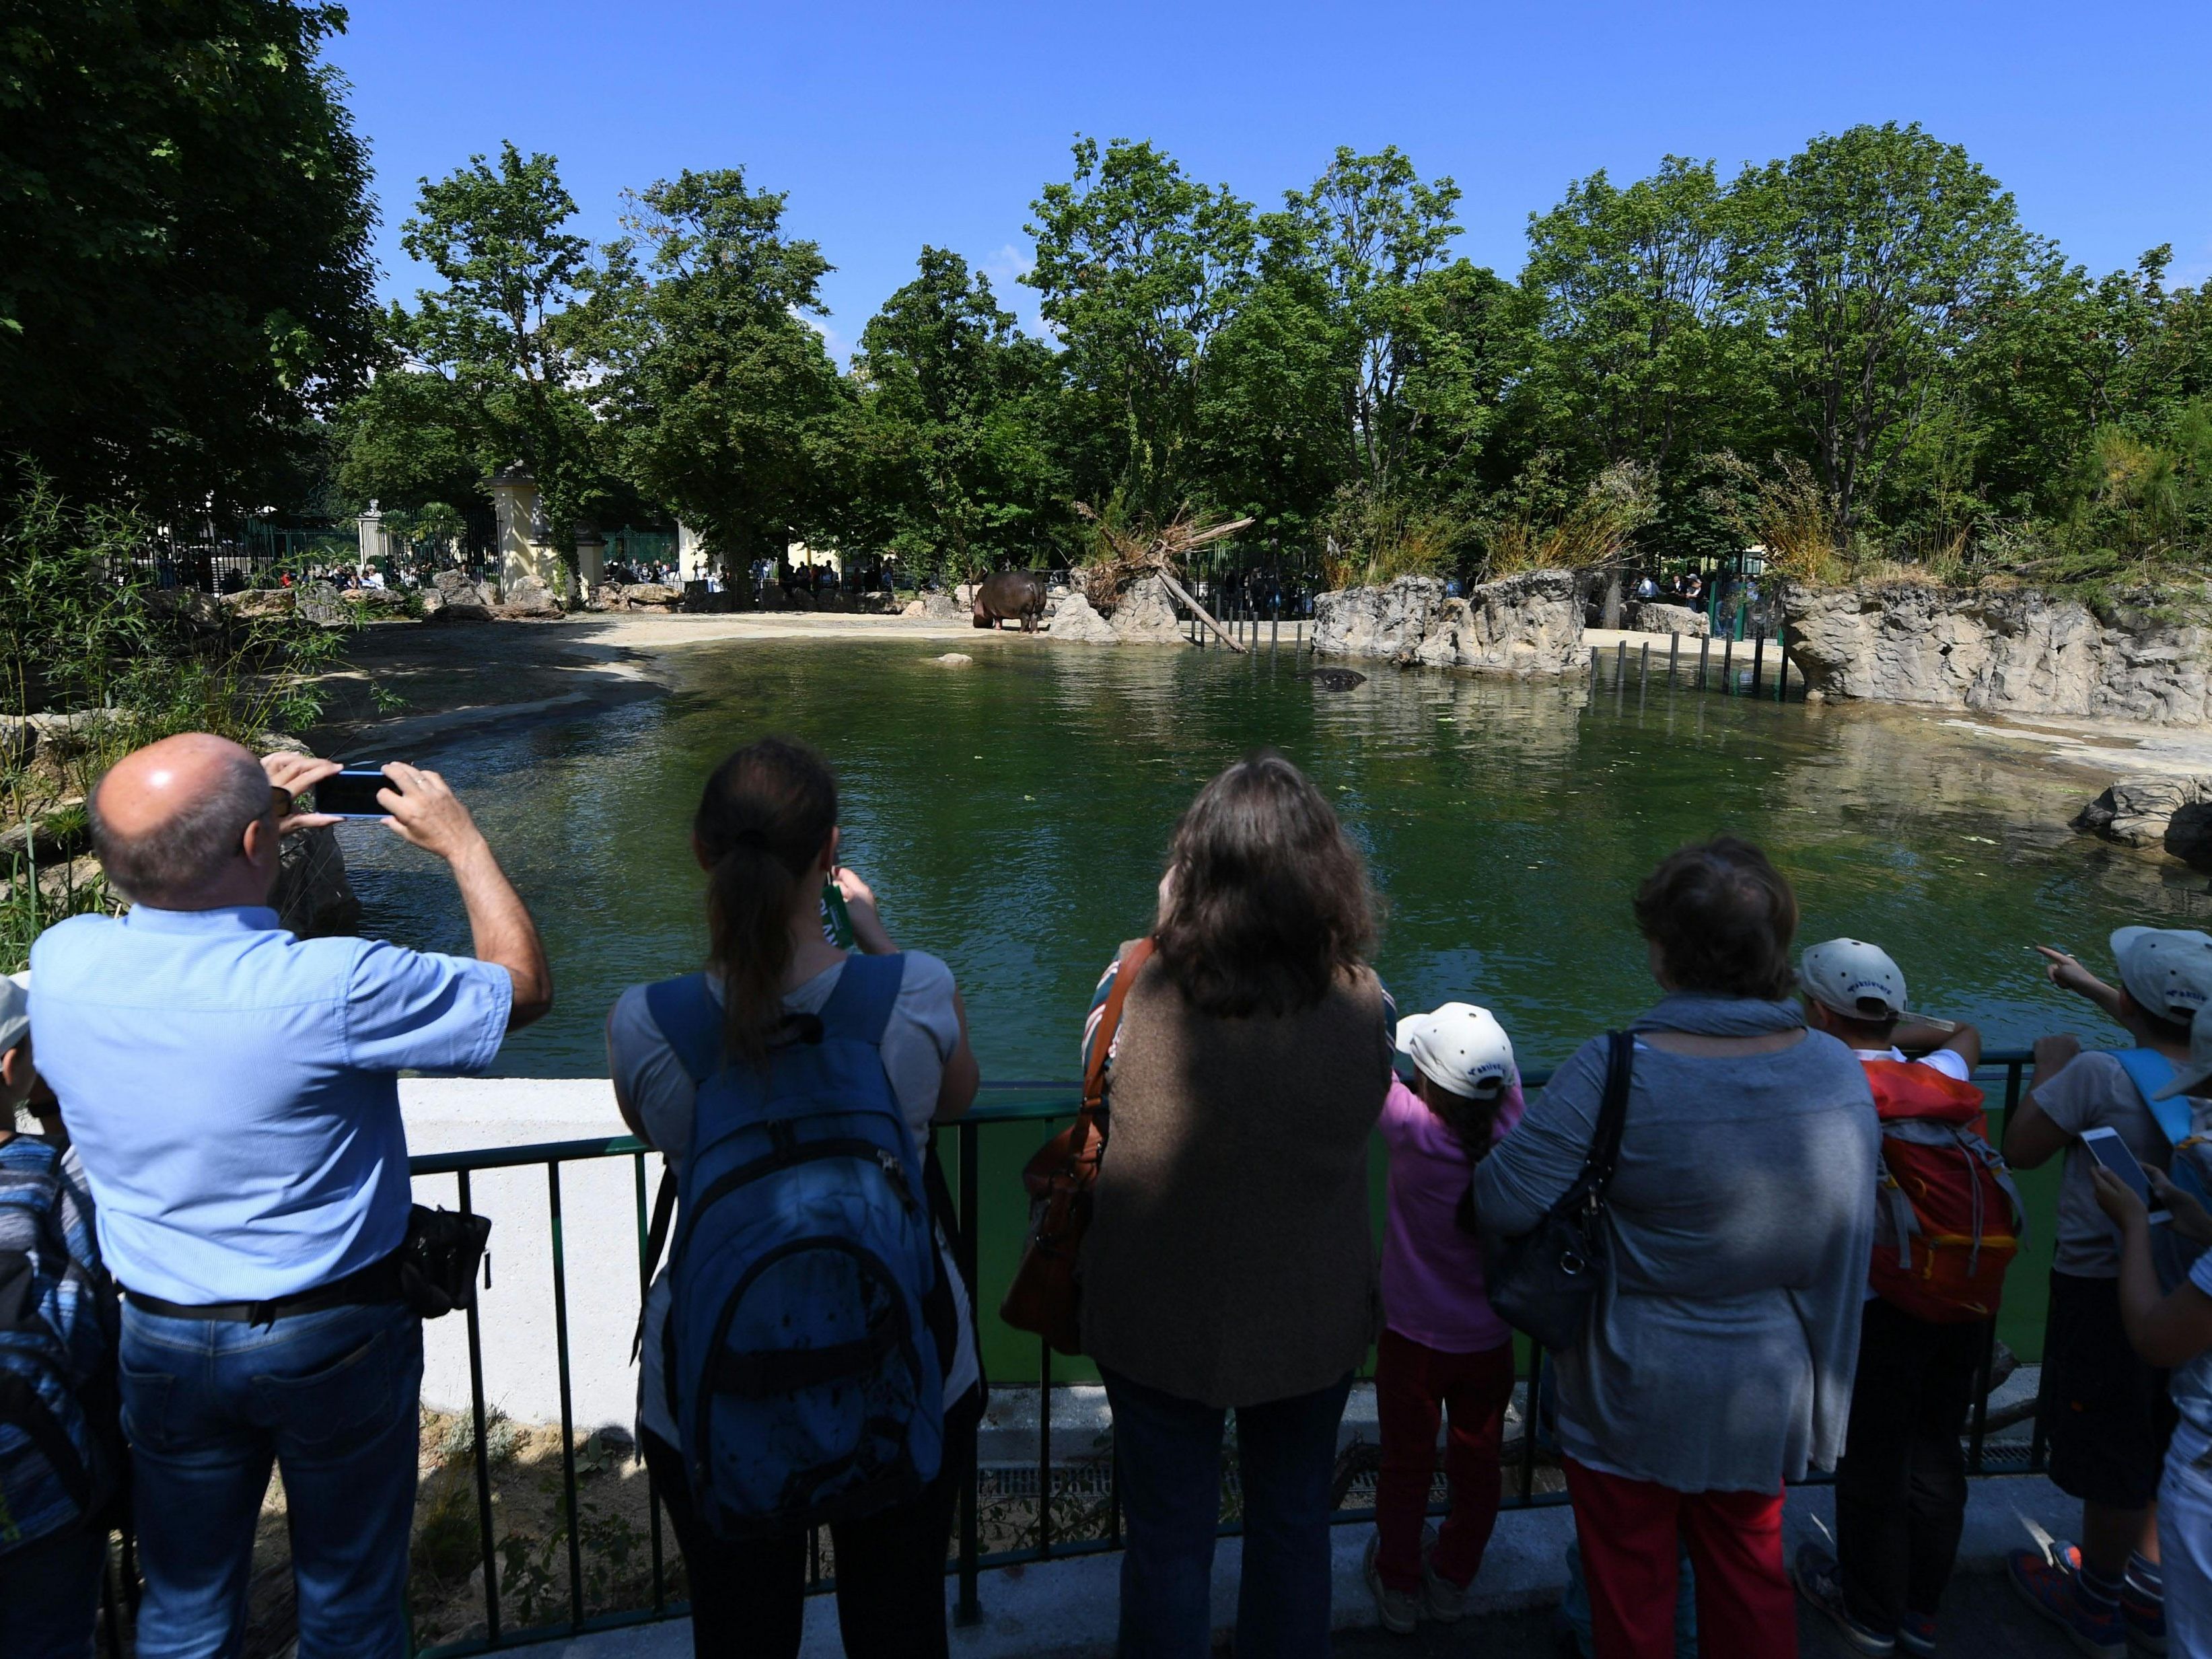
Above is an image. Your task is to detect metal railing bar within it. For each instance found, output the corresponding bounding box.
[630,1151,667,1614]
[956,1121,983,1626]
[546,1163,584,1631]
[459,1167,502,1646]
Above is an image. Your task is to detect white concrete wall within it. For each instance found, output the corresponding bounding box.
[402,1078,652,1432]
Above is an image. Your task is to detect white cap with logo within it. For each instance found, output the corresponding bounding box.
[1799,939,1908,1021]
[2110,928,2212,1028]
[1396,1002,1516,1100]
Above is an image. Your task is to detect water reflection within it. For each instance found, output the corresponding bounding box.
[336,638,2209,1077]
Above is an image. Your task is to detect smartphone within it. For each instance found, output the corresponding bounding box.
[314,769,394,819]
[2083,1127,2172,1225]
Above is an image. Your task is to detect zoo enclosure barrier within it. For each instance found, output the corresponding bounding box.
[304,1051,2055,1657]
[1589,624,1808,703]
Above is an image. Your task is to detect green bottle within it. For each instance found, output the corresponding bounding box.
[820,878,854,948]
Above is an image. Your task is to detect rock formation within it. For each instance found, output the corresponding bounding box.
[1110,575,1188,645]
[1782,582,2212,725]
[902,592,964,622]
[497,575,564,619]
[1621,600,1709,638]
[2073,776,2212,871]
[1045,591,1120,643]
[291,581,351,627]
[1314,572,1583,676]
[593,582,682,612]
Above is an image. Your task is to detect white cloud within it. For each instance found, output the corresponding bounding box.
[796,308,851,367]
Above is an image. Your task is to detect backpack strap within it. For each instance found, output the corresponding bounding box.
[1085,939,1157,1110]
[2112,1049,2195,1150]
[820,952,906,1047]
[645,973,723,1086]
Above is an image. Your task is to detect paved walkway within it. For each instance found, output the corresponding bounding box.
[1333,1569,2065,1656]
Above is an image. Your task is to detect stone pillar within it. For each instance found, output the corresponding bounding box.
[355,501,389,575]
[575,527,605,601]
[489,464,573,602]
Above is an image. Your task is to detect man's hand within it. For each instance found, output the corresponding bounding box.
[2034,1032,2083,1075]
[2151,1167,2212,1246]
[375,763,487,864]
[2094,1165,2151,1233]
[262,751,341,835]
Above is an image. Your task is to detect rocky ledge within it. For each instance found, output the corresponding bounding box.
[1312,572,1583,675]
[2073,776,2212,872]
[1783,581,2212,726]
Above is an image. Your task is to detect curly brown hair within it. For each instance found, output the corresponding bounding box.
[1633,835,1799,1001]
[1153,751,1378,1018]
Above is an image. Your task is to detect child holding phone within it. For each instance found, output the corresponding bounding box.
[1365,1002,1524,1634]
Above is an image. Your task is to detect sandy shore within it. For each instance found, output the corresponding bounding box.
[312,610,2212,785]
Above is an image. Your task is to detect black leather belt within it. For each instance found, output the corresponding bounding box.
[124,1252,406,1325]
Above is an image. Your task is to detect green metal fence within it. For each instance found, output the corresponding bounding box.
[378,1050,2054,1655]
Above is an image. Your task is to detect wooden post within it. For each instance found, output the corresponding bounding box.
[1752,633,1765,695]
[1697,635,1710,691]
[1776,621,1790,702]
[1669,633,1680,687]
[1154,568,1246,653]
[1723,635,1736,695]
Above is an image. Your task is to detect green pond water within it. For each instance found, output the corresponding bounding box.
[345,635,2212,1370]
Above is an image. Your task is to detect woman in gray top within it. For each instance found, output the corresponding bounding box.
[1474,837,1876,1659]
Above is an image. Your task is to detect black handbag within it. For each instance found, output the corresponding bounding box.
[398,1204,492,1318]
[1479,1030,1633,1351]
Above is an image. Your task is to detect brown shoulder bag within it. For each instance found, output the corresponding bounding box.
[999,938,1155,1355]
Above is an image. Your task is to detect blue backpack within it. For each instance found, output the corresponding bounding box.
[0,1135,118,1553]
[647,954,945,1538]
[2112,1049,2212,1284]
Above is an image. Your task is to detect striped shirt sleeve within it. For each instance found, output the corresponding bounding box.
[1079,954,1122,1078]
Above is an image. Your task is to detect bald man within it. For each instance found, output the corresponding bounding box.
[29,734,550,1659]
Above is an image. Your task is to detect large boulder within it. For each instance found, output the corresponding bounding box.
[431,569,496,610]
[221,588,295,621]
[2073,776,2212,871]
[147,587,225,633]
[271,823,361,938]
[1782,580,2212,724]
[595,581,682,613]
[1110,575,1187,645]
[291,581,352,627]
[497,575,564,619]
[1622,600,1709,638]
[1315,571,1583,675]
[902,592,964,622]
[1046,591,1120,643]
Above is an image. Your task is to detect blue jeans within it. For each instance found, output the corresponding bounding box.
[118,1299,423,1659]
[1101,1367,1352,1659]
[0,1524,108,1658]
[2162,1419,2212,1658]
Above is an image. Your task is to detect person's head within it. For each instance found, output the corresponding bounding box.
[1398,1002,1516,1150]
[0,972,34,1120]
[1154,750,1377,1019]
[1798,937,1908,1047]
[90,734,281,909]
[692,736,840,1064]
[1633,836,1797,1000]
[2110,927,2212,1047]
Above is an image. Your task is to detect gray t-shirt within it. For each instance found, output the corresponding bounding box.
[608,952,976,1447]
[2031,1050,2173,1279]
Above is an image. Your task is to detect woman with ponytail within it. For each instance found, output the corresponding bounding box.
[606,736,981,1658]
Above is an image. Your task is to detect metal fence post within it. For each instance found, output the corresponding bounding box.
[956,1125,983,1625]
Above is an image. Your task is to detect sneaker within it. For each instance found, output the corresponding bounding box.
[2009,1547,2127,1658]
[1364,1534,1421,1635]
[1897,1610,1937,1656]
[2122,1592,2168,1657]
[1791,1544,1896,1654]
[1424,1559,1470,1623]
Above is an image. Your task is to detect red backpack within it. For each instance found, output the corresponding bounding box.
[1863,1060,2024,1323]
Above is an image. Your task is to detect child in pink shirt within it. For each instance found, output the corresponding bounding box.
[1367,1002,1525,1634]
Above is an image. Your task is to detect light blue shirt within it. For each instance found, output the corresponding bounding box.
[2174,1248,2212,1440]
[29,905,512,1304]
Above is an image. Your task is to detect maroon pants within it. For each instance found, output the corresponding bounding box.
[1373,1328,1516,1593]
[1564,1459,1795,1659]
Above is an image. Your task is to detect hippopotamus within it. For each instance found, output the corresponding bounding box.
[972,569,1050,633]
[1301,668,1368,692]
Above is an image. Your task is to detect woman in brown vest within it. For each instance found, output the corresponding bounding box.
[1079,751,1392,1658]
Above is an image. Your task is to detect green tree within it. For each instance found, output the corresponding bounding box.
[607,168,846,572]
[844,248,1067,579]
[1024,138,1257,519]
[1736,123,2031,543]
[1519,157,1764,476]
[0,0,378,513]
[341,143,635,537]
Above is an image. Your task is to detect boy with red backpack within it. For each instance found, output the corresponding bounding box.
[1789,939,2017,1658]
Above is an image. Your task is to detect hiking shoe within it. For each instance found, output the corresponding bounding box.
[1791,1544,1896,1654]
[2009,1547,2126,1658]
[1364,1534,1420,1635]
[1897,1609,1937,1656]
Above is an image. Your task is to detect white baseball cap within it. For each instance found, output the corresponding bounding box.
[0,972,27,1057]
[2110,928,2212,1026]
[1799,939,1908,1020]
[1396,1003,1516,1100]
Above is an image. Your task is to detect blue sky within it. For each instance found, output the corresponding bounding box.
[332,1,2212,361]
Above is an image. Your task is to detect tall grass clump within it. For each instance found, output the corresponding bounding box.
[1478,460,1656,579]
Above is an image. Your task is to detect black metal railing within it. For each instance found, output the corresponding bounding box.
[378,1048,2050,1656]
